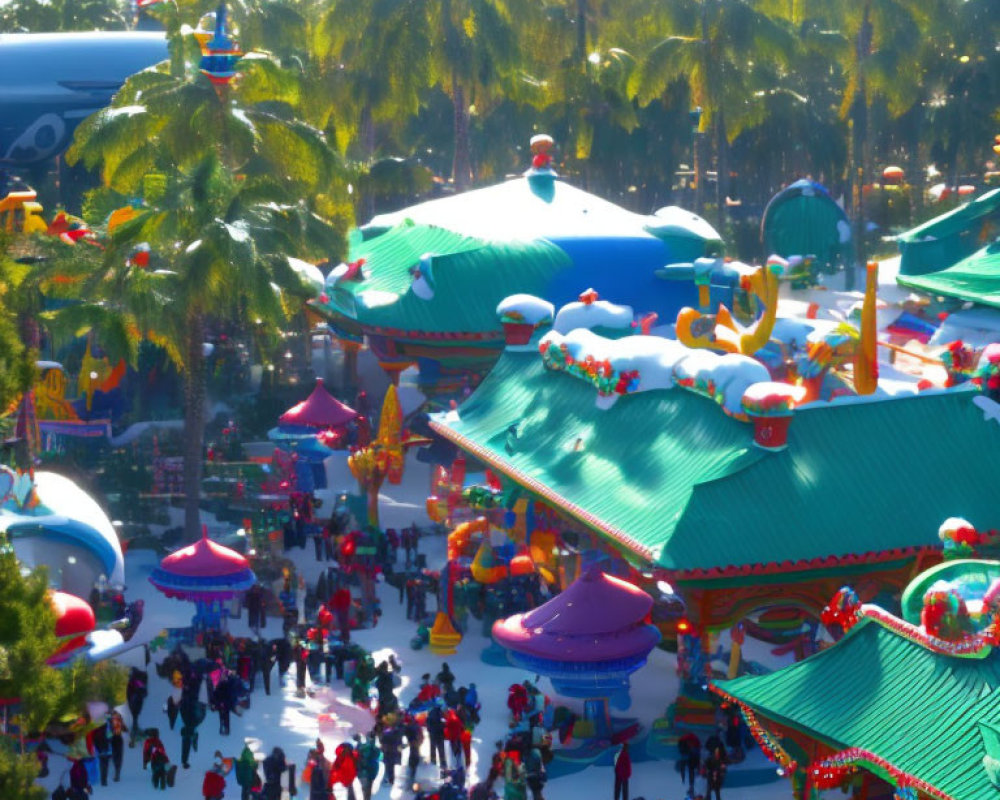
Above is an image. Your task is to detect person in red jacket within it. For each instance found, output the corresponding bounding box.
[203,766,226,800]
[329,742,358,800]
[443,708,466,768]
[330,587,353,643]
[613,741,631,800]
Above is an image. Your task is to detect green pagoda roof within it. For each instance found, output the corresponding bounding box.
[431,347,1000,575]
[897,241,1000,309]
[896,189,1000,277]
[321,221,571,335]
[716,614,1000,800]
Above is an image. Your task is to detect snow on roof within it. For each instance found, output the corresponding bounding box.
[673,350,771,415]
[553,293,633,334]
[365,177,671,242]
[646,205,722,242]
[496,294,555,325]
[540,325,771,416]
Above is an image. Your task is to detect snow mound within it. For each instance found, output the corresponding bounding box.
[497,294,555,325]
[673,351,771,415]
[553,292,633,334]
[540,327,771,416]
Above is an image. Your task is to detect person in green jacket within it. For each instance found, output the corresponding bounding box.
[355,734,381,800]
[235,744,259,800]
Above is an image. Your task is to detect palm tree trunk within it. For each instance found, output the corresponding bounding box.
[693,127,705,217]
[906,105,924,225]
[847,3,873,292]
[451,77,472,190]
[715,110,729,234]
[183,313,207,541]
[360,103,376,219]
[575,0,587,64]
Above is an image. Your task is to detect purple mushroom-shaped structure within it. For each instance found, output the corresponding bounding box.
[149,526,255,631]
[492,566,660,711]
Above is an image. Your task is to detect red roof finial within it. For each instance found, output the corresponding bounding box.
[202,524,209,540]
[579,288,599,305]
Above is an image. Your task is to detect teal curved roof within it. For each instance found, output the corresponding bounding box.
[717,614,1000,800]
[898,241,1000,309]
[431,348,1000,574]
[322,222,572,335]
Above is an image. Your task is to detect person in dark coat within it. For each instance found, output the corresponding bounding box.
[179,692,206,769]
[705,742,728,800]
[273,636,293,677]
[678,730,701,793]
[403,715,423,785]
[436,663,456,695]
[127,667,148,745]
[108,710,126,781]
[295,642,309,697]
[253,639,276,695]
[213,671,235,735]
[92,715,112,786]
[613,742,631,800]
[374,661,397,714]
[262,747,287,800]
[425,702,447,769]
[379,721,402,787]
[308,755,328,800]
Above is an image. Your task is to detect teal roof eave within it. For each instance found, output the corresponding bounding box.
[717,616,1000,800]
[896,188,1000,244]
[897,242,1000,309]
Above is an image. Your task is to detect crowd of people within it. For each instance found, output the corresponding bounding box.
[41,479,762,800]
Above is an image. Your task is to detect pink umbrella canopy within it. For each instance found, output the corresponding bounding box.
[278,378,359,429]
[492,566,660,663]
[149,528,255,601]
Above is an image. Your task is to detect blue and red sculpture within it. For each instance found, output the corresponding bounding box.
[199,3,242,92]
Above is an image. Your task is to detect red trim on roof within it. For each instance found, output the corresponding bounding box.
[710,686,957,800]
[657,546,935,582]
[365,326,502,342]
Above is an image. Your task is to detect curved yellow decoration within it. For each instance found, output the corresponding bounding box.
[738,262,781,355]
[447,516,490,560]
[675,260,782,355]
[676,307,734,352]
[854,261,879,395]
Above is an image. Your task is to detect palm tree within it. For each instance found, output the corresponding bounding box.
[0,0,130,32]
[767,0,924,281]
[0,234,37,419]
[64,20,345,540]
[630,0,795,229]
[427,0,526,189]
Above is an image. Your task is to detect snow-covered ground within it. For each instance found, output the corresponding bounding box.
[38,452,792,800]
